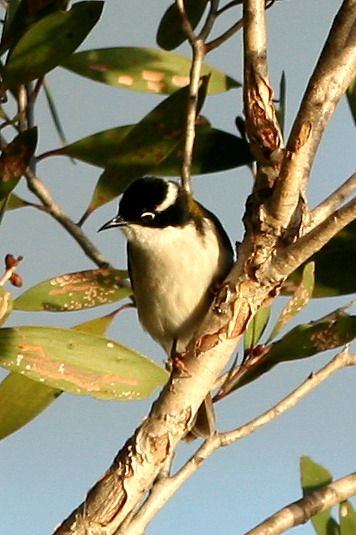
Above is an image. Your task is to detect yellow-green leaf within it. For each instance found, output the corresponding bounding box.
[0,372,60,440]
[0,326,168,400]
[61,47,240,95]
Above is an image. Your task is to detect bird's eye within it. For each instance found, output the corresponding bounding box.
[141,211,155,223]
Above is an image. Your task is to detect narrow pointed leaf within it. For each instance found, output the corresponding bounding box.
[87,77,209,211]
[0,326,168,400]
[0,0,69,54]
[340,502,356,535]
[0,372,61,440]
[244,305,271,352]
[73,309,120,336]
[157,0,208,50]
[284,221,356,297]
[269,262,314,341]
[276,71,286,134]
[61,47,240,95]
[346,78,356,128]
[13,268,131,312]
[46,123,253,175]
[221,310,356,394]
[2,1,103,88]
[300,457,340,535]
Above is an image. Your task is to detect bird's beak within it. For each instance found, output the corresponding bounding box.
[98,215,126,232]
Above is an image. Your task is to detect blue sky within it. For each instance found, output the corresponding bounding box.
[0,1,355,534]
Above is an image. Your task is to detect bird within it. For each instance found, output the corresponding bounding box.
[99,176,234,357]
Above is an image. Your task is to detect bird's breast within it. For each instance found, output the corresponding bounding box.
[126,221,232,354]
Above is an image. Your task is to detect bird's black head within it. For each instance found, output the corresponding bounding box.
[118,176,191,228]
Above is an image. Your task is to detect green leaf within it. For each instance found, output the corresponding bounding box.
[0,0,69,54]
[13,267,131,312]
[86,77,209,213]
[221,308,356,394]
[6,194,32,210]
[0,372,61,440]
[0,128,38,201]
[2,1,103,88]
[284,221,356,297]
[73,309,121,336]
[300,456,340,535]
[340,502,356,535]
[269,262,314,340]
[157,0,208,50]
[43,122,253,175]
[244,305,271,352]
[0,326,168,400]
[276,70,286,134]
[61,47,240,95]
[346,78,356,128]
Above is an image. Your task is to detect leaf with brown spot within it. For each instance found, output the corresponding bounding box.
[85,77,209,212]
[13,267,131,312]
[0,128,37,201]
[0,326,168,400]
[220,309,356,395]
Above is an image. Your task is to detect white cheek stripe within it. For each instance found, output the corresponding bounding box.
[155,181,178,212]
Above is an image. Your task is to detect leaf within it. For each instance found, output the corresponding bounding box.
[0,326,168,400]
[6,193,32,210]
[0,0,69,54]
[2,1,103,88]
[61,47,240,95]
[44,122,253,175]
[300,456,340,535]
[340,502,356,535]
[157,0,208,50]
[244,305,271,352]
[0,372,61,440]
[346,78,356,128]
[73,309,120,336]
[284,221,356,297]
[86,77,209,213]
[269,262,314,341]
[13,267,131,312]
[221,309,356,394]
[277,70,286,134]
[0,128,38,200]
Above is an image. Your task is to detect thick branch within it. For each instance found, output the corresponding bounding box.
[267,0,356,230]
[246,472,356,535]
[117,350,356,535]
[265,197,356,282]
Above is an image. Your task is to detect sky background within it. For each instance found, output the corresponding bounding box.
[0,1,355,534]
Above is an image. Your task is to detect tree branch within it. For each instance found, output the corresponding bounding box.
[115,350,356,535]
[265,196,356,282]
[307,172,356,230]
[267,0,356,231]
[25,169,109,268]
[246,472,356,535]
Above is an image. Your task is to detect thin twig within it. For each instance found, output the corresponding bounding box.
[307,172,356,230]
[175,0,218,194]
[246,472,356,535]
[25,169,109,268]
[118,350,356,535]
[206,18,243,52]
